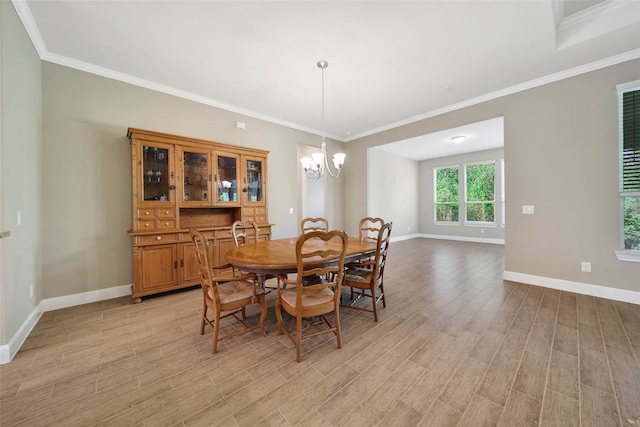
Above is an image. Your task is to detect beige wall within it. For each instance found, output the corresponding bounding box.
[346,59,640,293]
[367,148,419,237]
[40,62,345,300]
[1,2,43,347]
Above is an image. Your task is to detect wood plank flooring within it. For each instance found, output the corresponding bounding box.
[1,238,639,426]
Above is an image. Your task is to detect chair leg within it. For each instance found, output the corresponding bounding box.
[200,303,207,335]
[379,281,386,308]
[296,315,303,362]
[212,310,221,354]
[334,306,342,349]
[275,297,284,335]
[258,295,267,336]
[370,285,378,322]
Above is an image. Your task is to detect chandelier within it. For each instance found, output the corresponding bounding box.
[300,60,346,179]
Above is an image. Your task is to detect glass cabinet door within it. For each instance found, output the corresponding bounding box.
[142,144,171,202]
[182,149,210,203]
[245,158,264,203]
[215,152,239,204]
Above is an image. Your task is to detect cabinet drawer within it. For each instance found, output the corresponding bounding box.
[138,220,157,230]
[157,209,175,218]
[138,233,179,245]
[255,206,266,215]
[244,207,255,216]
[137,209,156,219]
[255,215,267,224]
[158,220,176,229]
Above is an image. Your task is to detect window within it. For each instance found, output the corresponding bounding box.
[434,166,459,223]
[618,81,640,254]
[465,161,495,223]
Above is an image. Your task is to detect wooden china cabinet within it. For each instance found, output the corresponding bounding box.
[127,128,271,302]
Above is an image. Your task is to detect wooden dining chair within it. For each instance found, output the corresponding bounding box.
[231,220,280,288]
[300,217,329,233]
[190,228,267,353]
[347,217,385,267]
[275,230,348,362]
[358,217,385,243]
[231,220,259,247]
[341,222,392,322]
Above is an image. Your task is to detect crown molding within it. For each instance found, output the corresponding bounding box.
[556,0,640,49]
[345,49,640,142]
[11,0,640,144]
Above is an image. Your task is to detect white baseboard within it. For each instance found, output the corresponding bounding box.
[503,271,640,304]
[390,233,421,243]
[0,284,131,364]
[421,233,505,245]
[39,284,132,312]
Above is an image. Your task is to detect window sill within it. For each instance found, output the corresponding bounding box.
[615,250,640,263]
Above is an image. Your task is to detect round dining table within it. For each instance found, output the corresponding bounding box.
[225,236,377,276]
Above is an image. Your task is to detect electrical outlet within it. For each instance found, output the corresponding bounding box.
[29,283,34,298]
[17,210,22,226]
[480,228,485,234]
[289,208,293,214]
[581,262,591,273]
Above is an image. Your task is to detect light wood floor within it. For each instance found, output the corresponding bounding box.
[1,238,639,426]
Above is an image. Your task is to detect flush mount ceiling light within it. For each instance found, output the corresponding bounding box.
[451,136,466,144]
[300,60,346,179]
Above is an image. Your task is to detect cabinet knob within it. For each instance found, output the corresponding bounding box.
[145,211,150,215]
[156,236,162,241]
[145,223,150,227]
[165,211,169,215]
[165,222,169,226]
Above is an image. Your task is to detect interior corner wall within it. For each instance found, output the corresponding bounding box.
[1,2,43,349]
[367,148,419,237]
[346,58,640,294]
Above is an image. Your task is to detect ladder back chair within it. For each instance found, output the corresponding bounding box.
[190,228,267,353]
[231,220,280,287]
[341,222,392,322]
[300,217,329,234]
[275,230,348,362]
[231,220,259,247]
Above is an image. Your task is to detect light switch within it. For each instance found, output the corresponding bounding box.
[522,205,534,215]
[17,210,22,225]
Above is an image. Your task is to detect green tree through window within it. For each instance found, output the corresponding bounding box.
[466,162,495,223]
[435,166,459,222]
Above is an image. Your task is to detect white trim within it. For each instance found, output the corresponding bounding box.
[346,50,640,142]
[39,284,131,312]
[615,250,640,263]
[420,233,504,245]
[11,0,640,144]
[556,0,640,49]
[617,79,640,93]
[0,306,42,364]
[503,271,640,304]
[390,233,421,243]
[0,284,131,364]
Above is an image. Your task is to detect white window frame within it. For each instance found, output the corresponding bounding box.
[616,80,640,262]
[433,165,460,225]
[500,158,505,227]
[463,160,496,227]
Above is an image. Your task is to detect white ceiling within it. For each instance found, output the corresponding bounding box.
[376,116,505,161]
[13,0,640,159]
